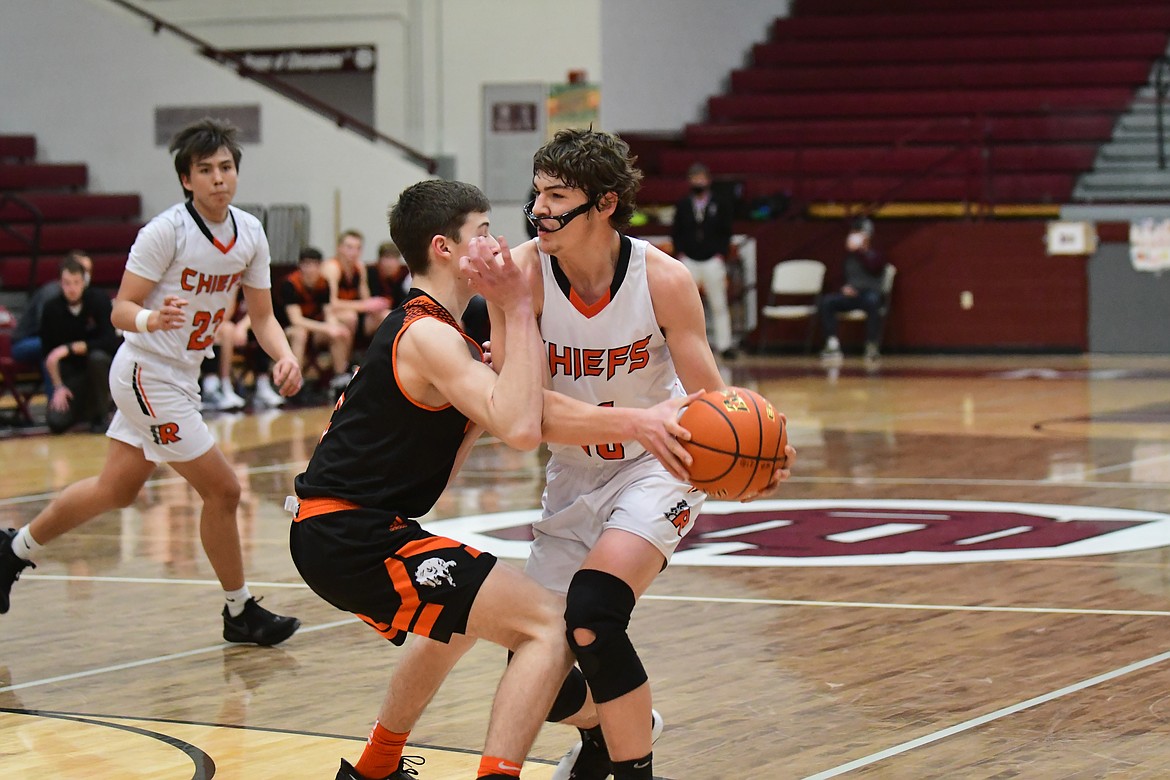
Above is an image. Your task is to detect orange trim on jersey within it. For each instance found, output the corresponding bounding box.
[135,364,156,417]
[293,496,363,522]
[568,287,612,318]
[211,235,237,254]
[391,313,483,412]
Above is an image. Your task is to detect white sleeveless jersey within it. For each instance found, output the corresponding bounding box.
[121,202,271,373]
[540,235,684,467]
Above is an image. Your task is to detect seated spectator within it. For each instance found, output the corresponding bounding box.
[200,289,285,410]
[278,247,352,389]
[40,254,120,433]
[322,229,389,382]
[12,250,95,397]
[367,240,412,312]
[819,217,888,361]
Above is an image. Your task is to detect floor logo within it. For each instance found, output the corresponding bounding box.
[426,500,1170,567]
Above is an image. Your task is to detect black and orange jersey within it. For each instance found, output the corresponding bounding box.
[336,260,362,301]
[278,270,330,326]
[294,289,480,517]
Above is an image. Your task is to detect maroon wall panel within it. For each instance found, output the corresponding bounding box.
[749,220,1087,352]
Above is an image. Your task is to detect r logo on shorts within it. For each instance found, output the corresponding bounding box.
[151,422,182,445]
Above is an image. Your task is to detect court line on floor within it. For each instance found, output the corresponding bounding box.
[0,617,357,694]
[20,573,1170,618]
[801,648,1170,779]
[4,474,1167,509]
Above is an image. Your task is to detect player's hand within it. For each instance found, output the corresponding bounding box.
[479,340,497,371]
[49,385,73,412]
[634,390,705,482]
[461,236,529,311]
[739,414,796,501]
[153,295,189,331]
[272,356,303,397]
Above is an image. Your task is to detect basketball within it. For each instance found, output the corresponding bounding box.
[679,387,788,500]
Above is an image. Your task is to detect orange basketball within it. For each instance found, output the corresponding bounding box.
[679,387,788,500]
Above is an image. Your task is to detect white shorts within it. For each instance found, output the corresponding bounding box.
[525,452,704,594]
[106,346,216,464]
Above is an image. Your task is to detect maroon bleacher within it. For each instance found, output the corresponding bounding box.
[0,136,36,162]
[623,0,1170,211]
[0,133,143,295]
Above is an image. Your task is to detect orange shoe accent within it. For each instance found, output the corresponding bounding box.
[354,721,409,780]
[478,755,523,778]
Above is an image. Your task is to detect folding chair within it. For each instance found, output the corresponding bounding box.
[759,259,826,353]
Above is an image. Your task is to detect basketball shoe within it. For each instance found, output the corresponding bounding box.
[0,528,35,614]
[253,375,285,407]
[222,597,301,646]
[335,756,423,779]
[551,709,663,780]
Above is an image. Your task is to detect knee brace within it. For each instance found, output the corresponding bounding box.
[564,569,647,704]
[547,666,588,722]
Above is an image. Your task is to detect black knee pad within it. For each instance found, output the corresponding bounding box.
[547,666,588,722]
[564,569,647,704]
[507,650,587,722]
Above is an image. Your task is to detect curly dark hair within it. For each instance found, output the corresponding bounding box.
[532,128,642,229]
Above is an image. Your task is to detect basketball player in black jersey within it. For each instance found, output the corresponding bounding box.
[290,180,571,780]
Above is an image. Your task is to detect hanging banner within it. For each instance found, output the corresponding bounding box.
[1129,218,1170,272]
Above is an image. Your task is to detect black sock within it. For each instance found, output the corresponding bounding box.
[581,724,606,750]
[612,752,652,780]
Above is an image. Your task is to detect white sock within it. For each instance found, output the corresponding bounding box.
[256,375,273,391]
[12,526,43,561]
[202,375,221,395]
[224,585,253,617]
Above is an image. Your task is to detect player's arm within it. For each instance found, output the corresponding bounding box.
[402,236,544,450]
[111,271,186,333]
[242,284,303,397]
[647,246,726,395]
[540,389,697,481]
[483,237,542,372]
[648,245,796,494]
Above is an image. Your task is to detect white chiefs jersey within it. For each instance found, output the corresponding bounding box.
[540,234,685,467]
[121,202,271,372]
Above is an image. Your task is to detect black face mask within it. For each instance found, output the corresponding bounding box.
[690,184,708,195]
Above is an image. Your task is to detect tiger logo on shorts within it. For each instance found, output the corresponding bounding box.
[664,500,692,536]
[414,557,457,588]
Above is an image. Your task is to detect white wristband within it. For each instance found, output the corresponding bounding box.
[135,309,154,333]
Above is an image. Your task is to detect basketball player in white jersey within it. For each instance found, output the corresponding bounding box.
[489,128,796,780]
[0,119,303,646]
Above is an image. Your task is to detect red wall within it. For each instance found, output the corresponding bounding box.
[748,220,1087,352]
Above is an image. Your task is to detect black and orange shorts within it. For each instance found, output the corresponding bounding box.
[289,499,497,645]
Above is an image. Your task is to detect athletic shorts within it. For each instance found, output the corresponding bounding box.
[525,452,705,594]
[289,500,497,644]
[106,345,215,464]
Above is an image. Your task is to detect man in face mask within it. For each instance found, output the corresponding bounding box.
[670,162,738,359]
[819,216,888,361]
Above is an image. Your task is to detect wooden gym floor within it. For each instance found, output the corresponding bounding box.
[2,353,1169,779]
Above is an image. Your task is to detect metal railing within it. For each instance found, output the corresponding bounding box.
[0,195,43,296]
[1155,56,1169,170]
[104,0,438,174]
